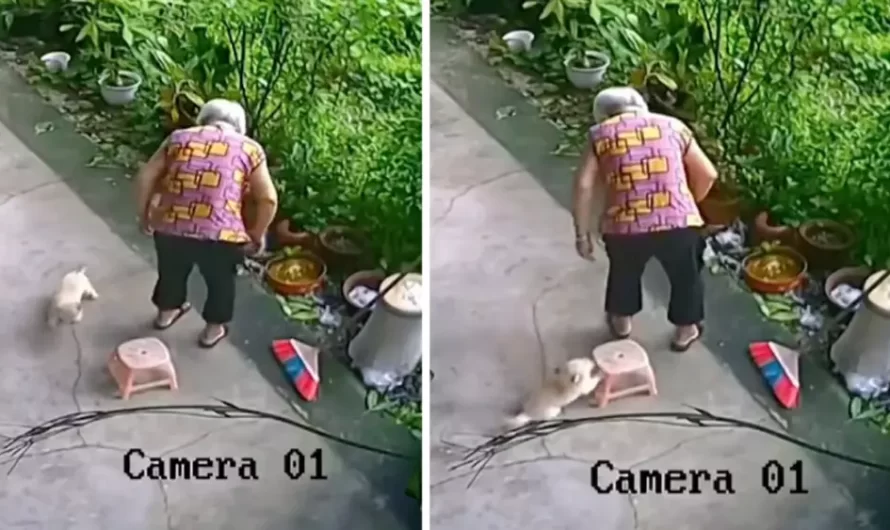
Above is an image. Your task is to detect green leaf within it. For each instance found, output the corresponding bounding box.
[588,0,601,23]
[121,23,134,47]
[365,390,380,410]
[59,24,76,32]
[651,72,677,91]
[849,397,863,419]
[292,310,318,321]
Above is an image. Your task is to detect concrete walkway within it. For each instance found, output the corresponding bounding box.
[0,110,407,527]
[429,82,876,529]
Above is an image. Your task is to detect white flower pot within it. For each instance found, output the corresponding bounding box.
[503,30,535,53]
[99,70,142,106]
[40,51,70,73]
[565,51,611,90]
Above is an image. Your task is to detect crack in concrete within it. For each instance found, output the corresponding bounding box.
[531,274,571,379]
[158,420,259,458]
[625,431,731,470]
[1,441,175,528]
[69,327,88,447]
[433,168,524,225]
[0,180,60,209]
[625,493,639,530]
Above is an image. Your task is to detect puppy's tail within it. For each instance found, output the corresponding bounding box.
[503,413,531,430]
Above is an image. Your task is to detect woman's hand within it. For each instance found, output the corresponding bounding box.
[575,232,595,261]
[138,214,154,236]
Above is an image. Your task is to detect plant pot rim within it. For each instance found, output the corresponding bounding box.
[342,269,387,307]
[824,265,871,304]
[798,219,855,250]
[503,29,534,40]
[742,246,808,286]
[40,51,70,62]
[754,210,794,232]
[319,225,366,255]
[265,252,327,289]
[98,70,143,89]
[565,51,610,71]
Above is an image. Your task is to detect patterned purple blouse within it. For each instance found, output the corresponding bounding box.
[590,112,704,235]
[151,125,266,243]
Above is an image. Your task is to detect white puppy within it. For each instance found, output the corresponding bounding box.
[47,267,99,327]
[505,358,602,429]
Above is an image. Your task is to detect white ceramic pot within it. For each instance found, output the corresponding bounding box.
[503,30,535,53]
[40,51,71,73]
[99,70,142,106]
[565,51,611,90]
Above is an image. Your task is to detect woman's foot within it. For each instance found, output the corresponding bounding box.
[198,323,229,348]
[670,324,702,352]
[607,315,632,339]
[153,303,191,330]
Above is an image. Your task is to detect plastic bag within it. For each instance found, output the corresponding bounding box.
[830,306,890,399]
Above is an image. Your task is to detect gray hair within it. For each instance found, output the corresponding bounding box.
[196,98,247,135]
[593,87,648,123]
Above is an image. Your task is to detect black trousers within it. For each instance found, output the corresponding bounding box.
[152,233,244,324]
[602,227,705,326]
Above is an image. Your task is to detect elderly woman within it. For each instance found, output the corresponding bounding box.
[134,99,278,348]
[571,87,718,352]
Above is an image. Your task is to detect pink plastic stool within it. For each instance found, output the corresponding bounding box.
[590,339,657,407]
[107,337,178,400]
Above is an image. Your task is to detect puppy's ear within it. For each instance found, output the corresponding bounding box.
[571,373,582,384]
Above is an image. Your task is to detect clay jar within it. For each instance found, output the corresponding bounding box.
[797,219,856,272]
[752,211,795,246]
[274,219,319,253]
[698,181,741,227]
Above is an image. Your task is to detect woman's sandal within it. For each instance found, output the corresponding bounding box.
[153,303,192,330]
[670,323,704,353]
[607,317,632,340]
[198,325,229,349]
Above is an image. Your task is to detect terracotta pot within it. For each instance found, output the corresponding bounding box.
[742,246,808,294]
[265,252,327,296]
[698,182,741,227]
[319,225,369,272]
[752,211,795,246]
[274,219,319,252]
[342,269,386,316]
[824,266,870,310]
[797,219,855,272]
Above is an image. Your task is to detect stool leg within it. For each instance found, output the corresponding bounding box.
[165,362,179,391]
[120,371,135,400]
[646,367,658,396]
[596,376,614,408]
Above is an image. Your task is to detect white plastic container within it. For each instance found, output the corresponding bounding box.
[40,51,71,73]
[503,30,535,53]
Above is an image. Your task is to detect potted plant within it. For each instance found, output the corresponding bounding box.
[698,165,742,227]
[160,79,205,131]
[564,46,610,90]
[98,61,142,106]
[797,219,856,271]
[752,211,795,246]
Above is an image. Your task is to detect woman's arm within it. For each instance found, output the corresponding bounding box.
[244,159,279,242]
[134,140,169,220]
[571,142,600,237]
[684,139,718,202]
